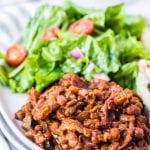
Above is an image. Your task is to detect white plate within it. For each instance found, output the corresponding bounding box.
[0,0,150,149]
[0,86,42,150]
[0,131,10,150]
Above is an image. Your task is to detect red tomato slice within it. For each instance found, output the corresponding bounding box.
[6,44,27,66]
[69,19,94,35]
[41,27,60,41]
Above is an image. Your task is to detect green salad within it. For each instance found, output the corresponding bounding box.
[0,1,149,92]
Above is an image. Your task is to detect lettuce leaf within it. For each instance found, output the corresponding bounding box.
[111,62,138,90]
[15,54,39,92]
[0,66,8,86]
[105,4,124,33]
[64,0,93,22]
[35,69,62,92]
[124,15,146,39]
[84,11,105,28]
[42,40,63,62]
[95,30,121,73]
[115,33,150,64]
[61,57,89,74]
[23,4,68,52]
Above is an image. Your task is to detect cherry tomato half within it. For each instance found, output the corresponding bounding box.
[6,44,27,66]
[41,27,60,41]
[69,19,94,35]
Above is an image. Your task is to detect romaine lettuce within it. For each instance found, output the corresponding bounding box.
[0,1,149,92]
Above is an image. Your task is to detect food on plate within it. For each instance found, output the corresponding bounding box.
[15,74,150,150]
[0,1,149,149]
[41,27,60,41]
[0,1,149,94]
[69,19,94,35]
[5,44,27,66]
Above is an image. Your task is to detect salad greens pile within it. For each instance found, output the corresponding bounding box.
[0,1,149,92]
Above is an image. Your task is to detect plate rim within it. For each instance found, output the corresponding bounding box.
[0,95,43,150]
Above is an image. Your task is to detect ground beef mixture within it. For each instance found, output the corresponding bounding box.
[15,73,150,150]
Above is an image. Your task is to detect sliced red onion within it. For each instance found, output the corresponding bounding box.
[94,73,110,81]
[84,62,96,74]
[70,47,83,59]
